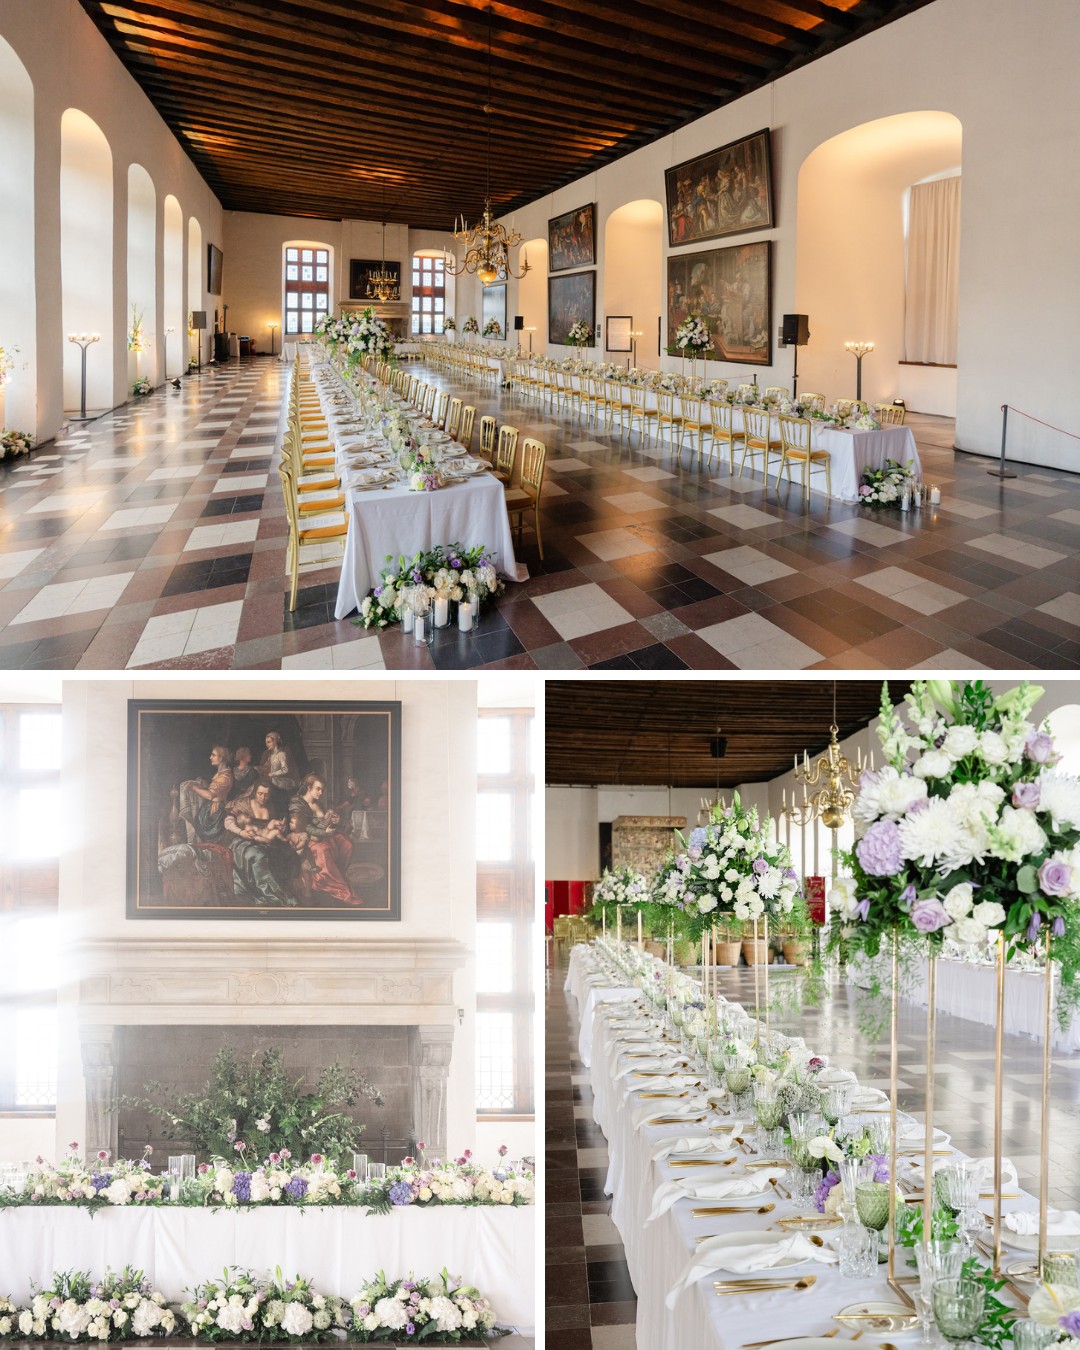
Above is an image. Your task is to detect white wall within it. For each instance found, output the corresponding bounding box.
[545,787,599,879]
[0,0,223,441]
[490,0,1080,470]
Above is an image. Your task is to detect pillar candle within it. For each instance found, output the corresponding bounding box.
[433,595,449,627]
[457,603,473,632]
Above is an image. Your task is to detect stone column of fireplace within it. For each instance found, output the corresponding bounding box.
[79,1025,118,1159]
[409,1024,454,1158]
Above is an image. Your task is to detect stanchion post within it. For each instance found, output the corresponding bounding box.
[988,403,1017,480]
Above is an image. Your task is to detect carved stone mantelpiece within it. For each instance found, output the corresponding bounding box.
[611,814,686,875]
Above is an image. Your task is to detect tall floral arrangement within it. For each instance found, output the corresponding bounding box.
[128,305,149,354]
[443,317,456,333]
[346,307,393,362]
[589,866,650,926]
[674,314,711,353]
[481,318,502,339]
[829,680,1080,1024]
[461,316,479,336]
[651,794,803,942]
[566,319,591,347]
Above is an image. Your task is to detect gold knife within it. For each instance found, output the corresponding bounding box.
[744,1329,837,1348]
[692,1202,775,1217]
[713,1275,817,1295]
[638,1090,689,1099]
[670,1157,736,1168]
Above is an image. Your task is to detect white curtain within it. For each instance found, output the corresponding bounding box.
[904,176,961,365]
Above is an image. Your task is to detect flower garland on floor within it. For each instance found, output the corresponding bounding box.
[858,457,915,506]
[651,794,806,942]
[350,1270,501,1344]
[0,429,34,459]
[828,679,1080,1027]
[180,1268,348,1342]
[7,1267,176,1342]
[358,545,502,630]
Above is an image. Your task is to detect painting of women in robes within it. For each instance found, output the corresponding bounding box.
[664,130,773,247]
[127,700,401,920]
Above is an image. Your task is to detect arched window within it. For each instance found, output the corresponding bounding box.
[284,243,330,334]
[411,253,446,335]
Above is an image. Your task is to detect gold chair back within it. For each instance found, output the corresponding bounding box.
[495,425,519,480]
[478,414,497,459]
[460,405,476,450]
[875,403,906,425]
[446,397,463,439]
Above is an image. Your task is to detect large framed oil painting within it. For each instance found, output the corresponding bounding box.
[666,241,771,366]
[349,257,402,301]
[664,129,773,247]
[548,270,596,346]
[126,700,401,921]
[548,202,596,272]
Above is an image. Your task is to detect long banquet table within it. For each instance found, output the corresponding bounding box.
[0,1206,535,1329]
[568,943,1035,1349]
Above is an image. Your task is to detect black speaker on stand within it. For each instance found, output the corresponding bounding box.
[780,313,810,397]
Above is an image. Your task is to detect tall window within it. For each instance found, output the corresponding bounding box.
[284,245,330,335]
[0,707,62,1113]
[476,710,534,1119]
[411,255,446,336]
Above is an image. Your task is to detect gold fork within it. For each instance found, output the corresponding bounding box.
[743,1328,837,1348]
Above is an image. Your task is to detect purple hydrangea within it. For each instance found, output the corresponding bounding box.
[231,1171,252,1203]
[283,1176,308,1201]
[688,828,707,849]
[91,1173,112,1192]
[388,1181,414,1206]
[855,820,904,877]
[814,1170,839,1213]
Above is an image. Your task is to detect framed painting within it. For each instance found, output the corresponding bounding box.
[481,282,507,338]
[605,315,633,353]
[548,270,596,346]
[548,202,596,272]
[126,699,402,920]
[349,258,401,301]
[666,240,771,366]
[664,129,773,247]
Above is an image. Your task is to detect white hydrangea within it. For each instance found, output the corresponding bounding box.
[264,1301,285,1327]
[429,1295,463,1332]
[215,1305,246,1334]
[373,1297,407,1330]
[281,1302,314,1337]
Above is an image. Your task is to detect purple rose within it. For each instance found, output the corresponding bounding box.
[911,897,952,933]
[1052,915,1066,938]
[1026,730,1056,763]
[1013,781,1041,809]
[752,857,769,875]
[1027,911,1043,944]
[1039,858,1073,898]
[855,820,904,877]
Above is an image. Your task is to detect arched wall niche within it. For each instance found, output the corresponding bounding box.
[187,216,203,365]
[162,195,184,379]
[127,163,156,388]
[60,108,114,415]
[794,110,962,414]
[517,238,547,352]
[0,37,36,434]
[603,199,663,370]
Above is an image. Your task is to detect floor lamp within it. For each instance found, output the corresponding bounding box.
[268,323,279,357]
[845,341,873,402]
[67,333,100,421]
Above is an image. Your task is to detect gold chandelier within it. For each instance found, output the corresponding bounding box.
[367,220,399,302]
[790,689,872,830]
[445,6,530,288]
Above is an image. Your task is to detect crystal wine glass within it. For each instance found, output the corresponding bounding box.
[914,1240,963,1345]
[931,1277,985,1348]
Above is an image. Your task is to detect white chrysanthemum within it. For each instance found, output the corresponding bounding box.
[1038,772,1080,832]
[758,867,782,899]
[943,883,974,920]
[942,725,979,759]
[991,805,1048,863]
[912,750,953,780]
[373,1298,407,1331]
[281,1303,314,1337]
[898,797,962,868]
[972,900,1006,929]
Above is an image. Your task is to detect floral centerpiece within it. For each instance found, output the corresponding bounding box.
[674,314,712,354]
[349,1270,501,1344]
[461,317,479,336]
[857,458,916,507]
[123,1046,383,1164]
[0,344,14,388]
[179,1268,347,1342]
[358,545,502,630]
[0,429,33,459]
[132,375,152,397]
[362,1150,533,1215]
[10,1145,166,1209]
[128,306,149,355]
[566,319,591,348]
[346,308,394,363]
[853,411,881,431]
[481,318,502,339]
[189,1151,357,1208]
[443,317,456,334]
[15,1268,175,1342]
[589,866,650,928]
[829,679,1080,1026]
[651,794,804,942]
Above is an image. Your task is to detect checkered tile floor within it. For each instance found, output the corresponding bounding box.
[2,357,1079,669]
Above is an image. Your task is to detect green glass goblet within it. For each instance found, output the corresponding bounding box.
[855,1180,892,1259]
[931,1277,985,1348]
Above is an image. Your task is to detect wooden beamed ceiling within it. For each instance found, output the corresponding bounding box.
[78,0,935,228]
[545,680,913,789]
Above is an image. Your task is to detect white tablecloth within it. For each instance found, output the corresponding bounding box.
[565,945,640,1068]
[333,473,527,619]
[575,945,1035,1349]
[0,1206,534,1330]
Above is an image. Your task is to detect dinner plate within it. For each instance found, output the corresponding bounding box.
[692,1229,818,1270]
[833,1301,918,1332]
[1003,1226,1080,1253]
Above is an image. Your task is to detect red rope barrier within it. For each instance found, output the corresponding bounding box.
[1001,403,1080,443]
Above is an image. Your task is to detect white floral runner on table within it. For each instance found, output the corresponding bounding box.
[569,942,1041,1350]
[0,1206,535,1331]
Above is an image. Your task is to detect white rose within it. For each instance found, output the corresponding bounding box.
[953,917,988,946]
[942,725,979,759]
[913,750,953,779]
[943,883,974,920]
[363,1312,380,1332]
[700,855,721,880]
[972,900,1006,929]
[978,730,1009,765]
[697,894,718,914]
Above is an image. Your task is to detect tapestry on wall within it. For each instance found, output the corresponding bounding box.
[665,240,771,366]
[126,700,402,920]
[664,128,774,247]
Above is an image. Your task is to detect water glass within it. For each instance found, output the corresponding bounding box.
[791,1165,822,1208]
[368,1162,387,1181]
[823,1083,853,1129]
[839,1219,877,1279]
[753,1081,785,1153]
[931,1277,984,1347]
[936,1161,984,1250]
[1011,1319,1058,1349]
[914,1241,963,1345]
[855,1181,892,1234]
[167,1155,184,1202]
[838,1158,874,1209]
[352,1153,369,1181]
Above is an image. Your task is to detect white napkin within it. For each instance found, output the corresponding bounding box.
[665,1234,837,1307]
[1005,1208,1080,1237]
[651,1127,745,1162]
[646,1171,771,1223]
[351,468,388,485]
[626,1073,701,1096]
[816,1067,857,1086]
[896,1121,951,1148]
[614,1058,669,1078]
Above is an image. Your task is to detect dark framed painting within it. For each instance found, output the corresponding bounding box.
[126,700,402,920]
[349,258,401,301]
[666,240,771,366]
[548,270,596,346]
[207,243,223,296]
[664,129,773,247]
[481,282,507,338]
[548,202,596,272]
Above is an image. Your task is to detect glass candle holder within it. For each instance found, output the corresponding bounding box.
[1011,1320,1058,1350]
[1043,1250,1080,1285]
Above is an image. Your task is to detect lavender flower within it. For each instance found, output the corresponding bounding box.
[92,1173,112,1192]
[231,1172,252,1203]
[1039,858,1073,898]
[1026,730,1056,763]
[405,1324,416,1336]
[899,883,916,909]
[1013,781,1041,809]
[283,1176,308,1201]
[814,1170,839,1213]
[853,898,871,922]
[911,897,952,933]
[388,1181,414,1206]
[855,820,903,877]
[1060,1311,1080,1336]
[1027,911,1043,944]
[1052,915,1066,938]
[870,1154,890,1184]
[752,857,768,876]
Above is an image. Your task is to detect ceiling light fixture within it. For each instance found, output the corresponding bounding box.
[445,6,529,287]
[367,183,400,302]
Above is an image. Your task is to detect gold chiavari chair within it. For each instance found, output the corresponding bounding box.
[680,394,710,461]
[800,392,827,411]
[604,378,628,433]
[776,414,830,504]
[477,414,497,463]
[707,399,744,474]
[445,397,463,441]
[740,406,783,481]
[737,383,758,400]
[421,385,436,418]
[764,386,789,402]
[875,403,906,425]
[278,462,348,612]
[492,424,519,485]
[626,383,657,444]
[578,374,600,425]
[459,405,477,451]
[504,437,547,559]
[281,424,343,503]
[433,392,449,429]
[657,390,684,454]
